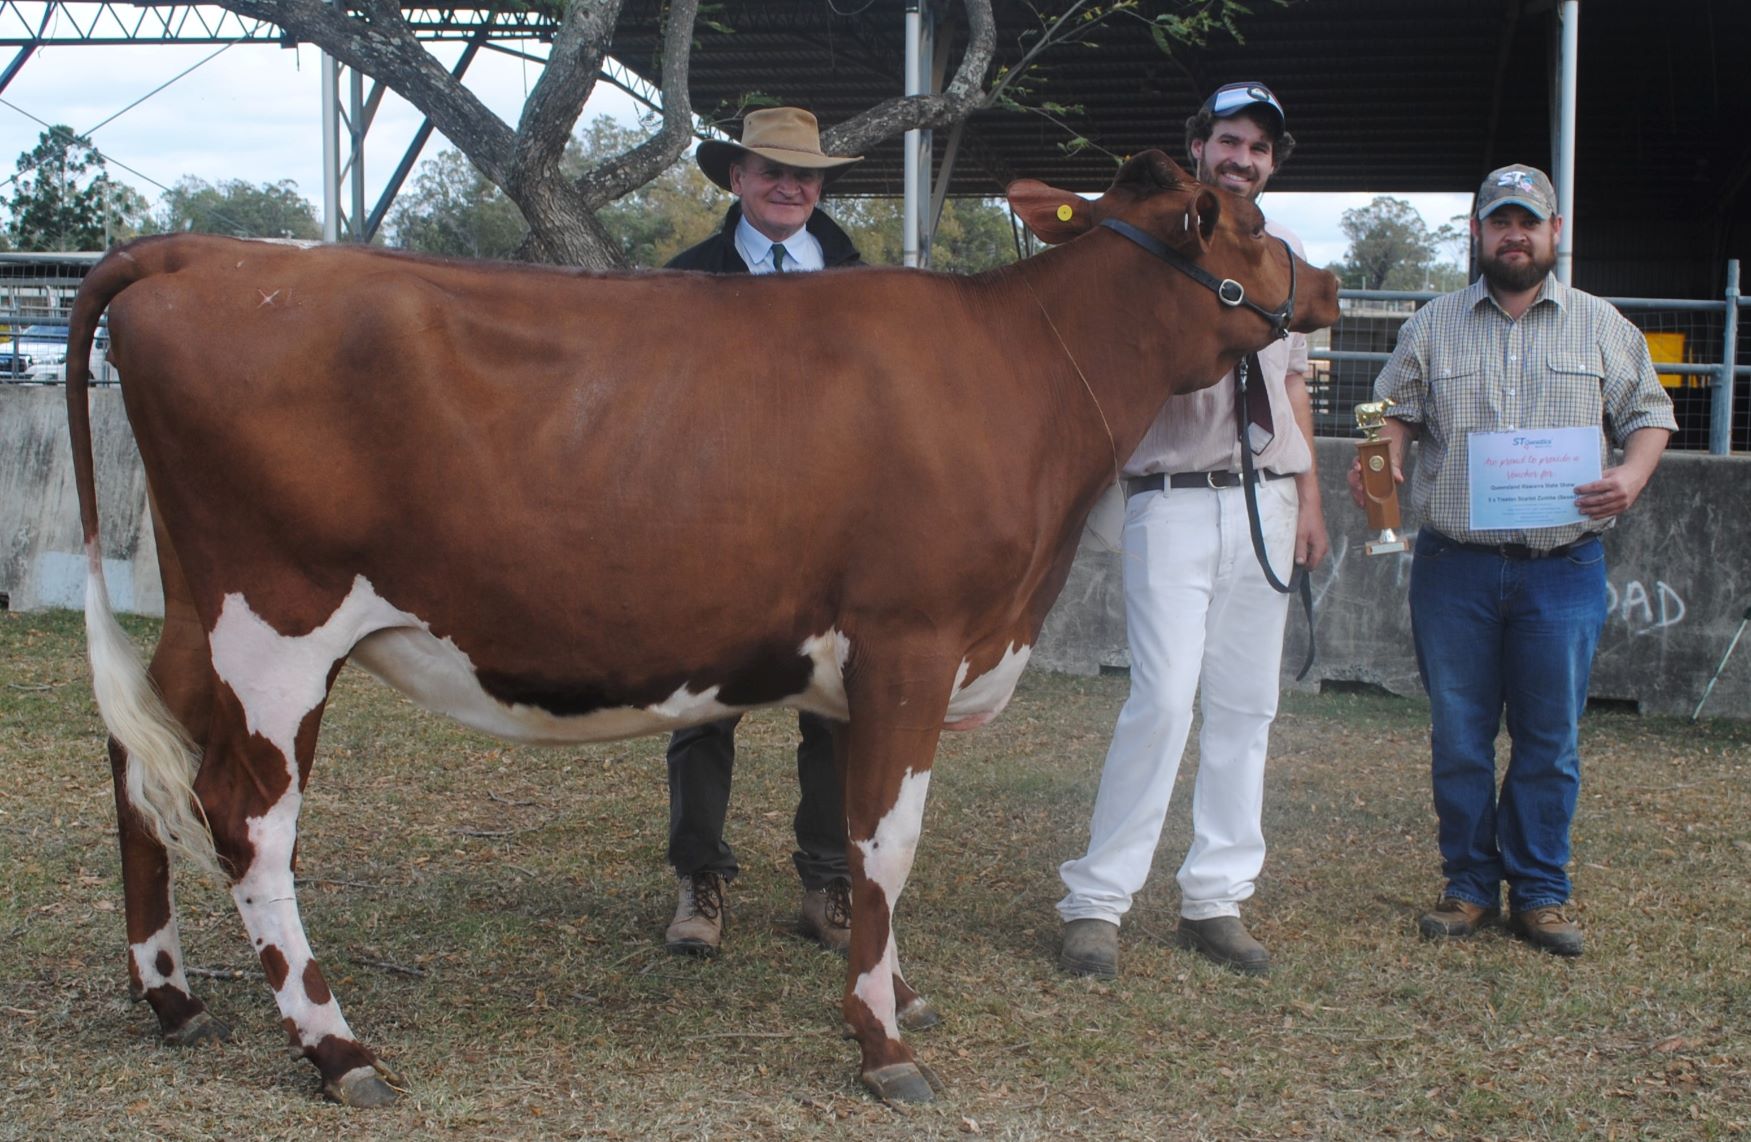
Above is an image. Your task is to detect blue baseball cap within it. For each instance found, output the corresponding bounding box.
[1200,81,1286,135]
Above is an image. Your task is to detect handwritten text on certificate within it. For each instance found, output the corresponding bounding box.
[1467,427,1602,530]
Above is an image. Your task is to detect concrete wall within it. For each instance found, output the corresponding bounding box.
[1034,438,1751,720]
[6,386,1747,719]
[2,385,161,616]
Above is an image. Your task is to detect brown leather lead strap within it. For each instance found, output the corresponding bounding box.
[1235,352,1315,681]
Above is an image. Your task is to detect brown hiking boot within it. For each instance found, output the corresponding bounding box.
[1509,906,1583,957]
[1175,916,1271,976]
[1418,896,1499,940]
[665,872,727,957]
[1059,918,1119,978]
[800,880,852,954]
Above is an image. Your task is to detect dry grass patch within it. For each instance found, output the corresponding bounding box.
[2,609,1746,1139]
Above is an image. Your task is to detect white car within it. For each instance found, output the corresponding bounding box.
[1,323,118,383]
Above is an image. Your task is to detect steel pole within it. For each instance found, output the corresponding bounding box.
[1555,0,1579,284]
[320,51,340,242]
[902,3,923,268]
[1712,259,1740,456]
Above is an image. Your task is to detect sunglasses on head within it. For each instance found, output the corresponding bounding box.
[1207,84,1282,120]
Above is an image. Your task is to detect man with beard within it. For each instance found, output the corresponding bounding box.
[1057,82,1328,979]
[1351,164,1675,957]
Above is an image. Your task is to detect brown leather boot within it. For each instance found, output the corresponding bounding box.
[1418,896,1499,940]
[1509,906,1583,957]
[665,872,727,957]
[1059,918,1119,978]
[799,880,852,954]
[1175,916,1270,976]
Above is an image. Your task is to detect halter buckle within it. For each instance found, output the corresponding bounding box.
[1218,279,1246,306]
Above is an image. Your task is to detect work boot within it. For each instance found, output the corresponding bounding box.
[665,871,727,957]
[1418,896,1499,940]
[1059,918,1119,978]
[1509,906,1583,957]
[1176,915,1271,976]
[799,879,853,954]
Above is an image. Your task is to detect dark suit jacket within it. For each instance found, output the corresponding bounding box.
[665,202,863,273]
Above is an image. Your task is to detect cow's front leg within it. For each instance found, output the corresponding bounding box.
[838,652,953,1103]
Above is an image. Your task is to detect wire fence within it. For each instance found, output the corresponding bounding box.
[1311,261,1748,454]
[5,252,1748,452]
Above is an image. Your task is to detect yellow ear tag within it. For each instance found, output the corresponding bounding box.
[1056,203,1074,222]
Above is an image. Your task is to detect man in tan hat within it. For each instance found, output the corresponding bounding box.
[667,106,863,274]
[661,107,864,959]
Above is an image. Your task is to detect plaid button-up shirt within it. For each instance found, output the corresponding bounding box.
[1373,274,1677,549]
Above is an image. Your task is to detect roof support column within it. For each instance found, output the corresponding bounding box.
[318,51,367,242]
[1554,0,1579,283]
[320,50,340,242]
[902,1,937,268]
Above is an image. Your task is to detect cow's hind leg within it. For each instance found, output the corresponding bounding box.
[838,650,954,1103]
[201,654,402,1107]
[114,595,226,1046]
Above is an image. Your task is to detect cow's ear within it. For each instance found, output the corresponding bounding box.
[1007,179,1094,244]
[1170,188,1221,255]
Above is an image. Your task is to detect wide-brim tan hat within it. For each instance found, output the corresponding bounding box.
[696,107,863,191]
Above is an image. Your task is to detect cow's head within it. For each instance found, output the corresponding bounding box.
[1007,150,1339,345]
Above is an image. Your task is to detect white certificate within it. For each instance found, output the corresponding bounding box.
[1467,427,1602,531]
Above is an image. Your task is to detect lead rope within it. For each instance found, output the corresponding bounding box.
[1235,351,1316,680]
[1021,270,1121,488]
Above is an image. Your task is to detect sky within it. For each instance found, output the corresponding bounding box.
[0,39,1469,268]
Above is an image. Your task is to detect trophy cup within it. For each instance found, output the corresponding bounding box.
[1355,400,1408,555]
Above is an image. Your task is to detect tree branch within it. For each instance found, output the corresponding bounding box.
[576,0,701,207]
[822,0,997,156]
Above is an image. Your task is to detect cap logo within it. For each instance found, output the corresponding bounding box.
[1496,169,1538,193]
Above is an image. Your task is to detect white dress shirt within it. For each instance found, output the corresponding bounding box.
[734,214,826,274]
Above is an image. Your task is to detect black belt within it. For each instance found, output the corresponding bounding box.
[1430,529,1597,560]
[1127,469,1294,496]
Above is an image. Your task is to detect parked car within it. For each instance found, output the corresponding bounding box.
[0,323,117,383]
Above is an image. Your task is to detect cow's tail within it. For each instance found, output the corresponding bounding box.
[67,242,221,878]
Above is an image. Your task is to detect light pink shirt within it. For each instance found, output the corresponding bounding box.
[1123,218,1313,478]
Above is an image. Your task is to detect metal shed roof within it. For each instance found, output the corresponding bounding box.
[610,0,1749,297]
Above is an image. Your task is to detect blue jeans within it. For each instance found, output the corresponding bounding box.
[1408,529,1608,913]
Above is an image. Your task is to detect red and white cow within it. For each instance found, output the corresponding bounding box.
[65,152,1337,1105]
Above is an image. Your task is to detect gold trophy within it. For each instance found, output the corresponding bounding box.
[1355,400,1408,555]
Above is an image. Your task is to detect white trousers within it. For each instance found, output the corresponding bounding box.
[1058,476,1297,924]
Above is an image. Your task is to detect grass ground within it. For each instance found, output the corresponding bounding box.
[2,608,1747,1140]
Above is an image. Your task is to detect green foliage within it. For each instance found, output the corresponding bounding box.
[386,117,1023,272]
[1330,194,1466,292]
[569,117,729,268]
[385,147,529,260]
[4,126,151,251]
[158,176,320,240]
[832,196,1022,273]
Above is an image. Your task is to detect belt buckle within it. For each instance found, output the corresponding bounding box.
[1205,471,1223,489]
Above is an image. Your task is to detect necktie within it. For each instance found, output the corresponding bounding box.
[771,244,787,273]
[1239,353,1274,454]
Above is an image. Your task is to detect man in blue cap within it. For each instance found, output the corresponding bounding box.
[1057,81,1328,979]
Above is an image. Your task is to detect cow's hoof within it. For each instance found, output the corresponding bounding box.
[861,1061,943,1103]
[163,1010,229,1047]
[897,996,942,1033]
[322,1062,405,1107]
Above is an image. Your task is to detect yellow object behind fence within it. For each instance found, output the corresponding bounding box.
[1645,331,1690,389]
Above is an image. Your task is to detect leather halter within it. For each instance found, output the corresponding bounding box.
[1098,216,1297,341]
